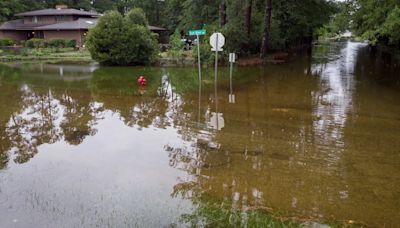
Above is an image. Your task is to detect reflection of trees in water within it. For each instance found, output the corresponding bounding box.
[56,91,104,145]
[5,87,63,163]
[0,85,104,166]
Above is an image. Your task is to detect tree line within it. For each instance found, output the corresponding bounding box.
[1,0,399,52]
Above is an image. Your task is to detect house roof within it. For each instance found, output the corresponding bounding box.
[37,18,98,30]
[148,26,168,31]
[15,8,100,17]
[0,18,167,32]
[0,19,40,31]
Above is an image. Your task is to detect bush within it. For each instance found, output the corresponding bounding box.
[86,9,159,65]
[0,38,13,47]
[66,39,76,48]
[125,8,148,26]
[168,32,185,58]
[48,39,66,48]
[25,38,46,48]
[46,39,76,48]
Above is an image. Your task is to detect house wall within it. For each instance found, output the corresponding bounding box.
[44,30,86,47]
[0,31,26,43]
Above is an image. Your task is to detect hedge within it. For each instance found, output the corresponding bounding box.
[0,38,13,47]
[25,38,77,48]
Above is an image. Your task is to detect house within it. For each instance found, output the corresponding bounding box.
[0,5,169,47]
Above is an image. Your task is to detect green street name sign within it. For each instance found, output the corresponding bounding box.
[189,29,206,36]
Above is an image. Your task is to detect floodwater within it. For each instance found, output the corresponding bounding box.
[0,41,399,227]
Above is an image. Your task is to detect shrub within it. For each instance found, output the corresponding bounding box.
[46,39,77,48]
[0,38,13,46]
[25,38,46,48]
[168,32,185,58]
[86,9,158,65]
[48,39,66,48]
[66,39,76,48]
[125,8,148,26]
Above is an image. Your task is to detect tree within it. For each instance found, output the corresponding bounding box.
[125,7,148,26]
[86,9,159,65]
[352,0,400,46]
[92,0,116,13]
[260,0,272,58]
[220,0,227,27]
[245,0,253,38]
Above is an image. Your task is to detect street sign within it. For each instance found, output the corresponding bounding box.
[229,53,236,63]
[189,29,206,36]
[210,32,225,52]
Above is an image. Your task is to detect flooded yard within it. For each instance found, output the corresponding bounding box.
[0,41,399,227]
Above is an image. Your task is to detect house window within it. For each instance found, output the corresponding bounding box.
[56,16,69,22]
[33,16,38,23]
[37,31,44,39]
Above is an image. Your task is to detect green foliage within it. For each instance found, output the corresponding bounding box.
[0,0,92,23]
[86,10,159,65]
[0,0,341,56]
[47,39,76,48]
[25,38,45,48]
[379,6,400,45]
[352,0,400,46]
[0,38,13,47]
[125,7,148,26]
[168,32,185,59]
[23,39,76,48]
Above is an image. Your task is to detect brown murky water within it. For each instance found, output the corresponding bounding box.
[0,41,399,227]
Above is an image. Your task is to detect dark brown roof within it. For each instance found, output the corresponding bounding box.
[0,19,40,31]
[0,18,97,31]
[15,9,100,17]
[0,18,167,32]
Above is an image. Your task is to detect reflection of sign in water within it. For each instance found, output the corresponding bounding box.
[229,52,236,104]
[208,112,224,130]
[229,94,235,103]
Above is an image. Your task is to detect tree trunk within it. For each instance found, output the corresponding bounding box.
[245,0,253,38]
[220,0,227,27]
[260,0,272,58]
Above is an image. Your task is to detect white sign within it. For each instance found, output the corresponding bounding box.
[229,53,236,63]
[210,32,225,52]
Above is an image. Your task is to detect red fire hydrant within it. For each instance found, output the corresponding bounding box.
[137,75,147,86]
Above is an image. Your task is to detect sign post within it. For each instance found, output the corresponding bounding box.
[210,32,225,129]
[209,32,225,91]
[229,53,236,103]
[189,29,206,125]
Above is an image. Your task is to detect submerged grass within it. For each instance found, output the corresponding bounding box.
[174,194,365,228]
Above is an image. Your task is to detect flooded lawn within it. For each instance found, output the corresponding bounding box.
[0,41,400,227]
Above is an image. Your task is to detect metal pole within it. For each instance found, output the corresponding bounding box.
[229,60,233,95]
[214,34,219,129]
[197,34,202,82]
[197,34,202,125]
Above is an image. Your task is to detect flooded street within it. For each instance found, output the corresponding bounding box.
[0,41,400,227]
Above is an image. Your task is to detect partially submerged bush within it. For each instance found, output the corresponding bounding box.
[86,9,158,65]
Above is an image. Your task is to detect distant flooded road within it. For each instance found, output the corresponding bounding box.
[0,41,399,227]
